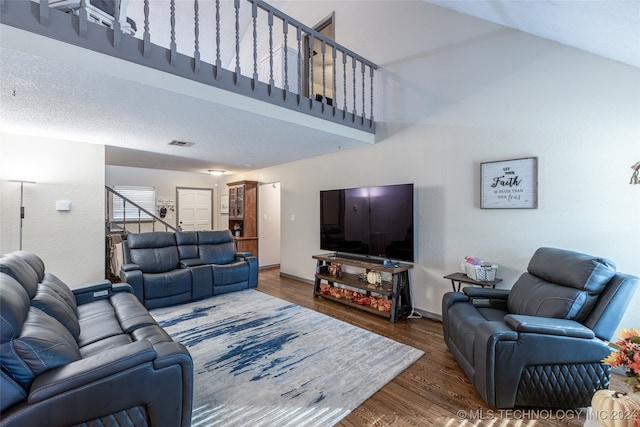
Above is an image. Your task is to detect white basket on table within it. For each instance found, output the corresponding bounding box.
[464,263,498,282]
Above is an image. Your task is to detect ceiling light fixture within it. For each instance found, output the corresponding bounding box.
[208,170,225,176]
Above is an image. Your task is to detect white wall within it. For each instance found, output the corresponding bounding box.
[106,165,219,230]
[0,133,105,284]
[227,1,640,328]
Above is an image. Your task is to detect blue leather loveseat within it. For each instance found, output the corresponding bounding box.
[442,247,639,409]
[121,229,258,309]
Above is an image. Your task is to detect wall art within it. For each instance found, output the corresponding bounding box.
[481,157,538,209]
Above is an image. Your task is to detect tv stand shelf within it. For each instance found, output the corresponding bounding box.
[312,254,413,323]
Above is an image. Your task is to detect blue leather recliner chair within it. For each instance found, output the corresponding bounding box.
[442,247,639,408]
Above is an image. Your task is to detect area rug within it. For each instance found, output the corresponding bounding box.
[151,289,424,427]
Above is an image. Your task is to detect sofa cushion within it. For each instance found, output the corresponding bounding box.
[176,231,199,260]
[142,269,191,299]
[41,273,78,312]
[31,285,81,340]
[15,251,46,282]
[508,248,617,322]
[527,247,616,293]
[508,273,595,321]
[0,253,39,298]
[77,300,125,348]
[211,261,249,285]
[127,232,180,274]
[198,230,237,265]
[1,274,31,343]
[4,307,81,389]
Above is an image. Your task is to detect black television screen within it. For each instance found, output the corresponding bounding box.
[320,183,414,263]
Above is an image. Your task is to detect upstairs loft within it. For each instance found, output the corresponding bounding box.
[0,0,378,145]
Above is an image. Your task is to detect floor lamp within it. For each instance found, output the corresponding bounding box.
[8,180,36,250]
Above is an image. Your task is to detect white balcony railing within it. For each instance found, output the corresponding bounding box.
[1,0,378,132]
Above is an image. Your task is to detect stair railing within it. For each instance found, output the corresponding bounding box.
[105,185,177,234]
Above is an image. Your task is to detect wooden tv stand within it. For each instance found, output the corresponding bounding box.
[312,254,413,323]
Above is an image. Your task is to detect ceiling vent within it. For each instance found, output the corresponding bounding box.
[168,140,195,147]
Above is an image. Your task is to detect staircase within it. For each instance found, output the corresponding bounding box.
[104,185,177,281]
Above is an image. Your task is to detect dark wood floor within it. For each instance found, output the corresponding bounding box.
[257,268,590,427]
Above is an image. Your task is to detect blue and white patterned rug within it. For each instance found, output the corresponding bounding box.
[152,289,423,427]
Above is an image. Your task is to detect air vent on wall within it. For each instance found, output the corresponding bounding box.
[169,140,195,147]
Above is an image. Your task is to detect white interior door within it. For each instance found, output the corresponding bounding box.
[177,188,213,231]
[258,182,281,267]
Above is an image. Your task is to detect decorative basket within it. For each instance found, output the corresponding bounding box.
[465,263,498,282]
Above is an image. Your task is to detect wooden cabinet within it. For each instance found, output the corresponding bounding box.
[312,254,413,323]
[227,181,259,258]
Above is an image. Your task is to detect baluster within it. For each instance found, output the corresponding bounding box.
[194,0,200,73]
[252,1,258,85]
[352,56,357,119]
[297,26,302,100]
[332,44,337,113]
[361,61,366,122]
[79,0,88,37]
[215,0,221,77]
[268,10,274,91]
[309,34,315,104]
[39,0,49,26]
[283,19,289,93]
[342,51,347,116]
[113,0,122,47]
[170,0,177,65]
[143,0,150,58]
[234,0,241,82]
[321,40,326,105]
[370,66,375,124]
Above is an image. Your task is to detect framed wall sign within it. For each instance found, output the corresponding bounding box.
[220,194,229,214]
[481,157,538,209]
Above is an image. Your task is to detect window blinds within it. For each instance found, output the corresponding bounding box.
[113,185,155,221]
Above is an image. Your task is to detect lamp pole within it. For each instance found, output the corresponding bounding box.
[8,180,36,250]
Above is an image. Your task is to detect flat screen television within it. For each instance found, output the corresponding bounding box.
[320,183,414,263]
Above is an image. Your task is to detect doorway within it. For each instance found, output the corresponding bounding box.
[303,13,335,104]
[176,187,213,231]
[258,182,281,268]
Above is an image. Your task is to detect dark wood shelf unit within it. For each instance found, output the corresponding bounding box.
[227,180,258,258]
[312,254,413,323]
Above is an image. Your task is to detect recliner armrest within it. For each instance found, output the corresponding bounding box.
[235,252,254,260]
[28,341,156,403]
[121,263,140,272]
[463,287,510,310]
[504,314,595,339]
[72,280,113,305]
[463,287,510,299]
[180,258,205,267]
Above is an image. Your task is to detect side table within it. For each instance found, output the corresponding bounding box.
[444,272,502,292]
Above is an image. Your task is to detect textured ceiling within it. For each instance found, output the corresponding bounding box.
[1,1,638,175]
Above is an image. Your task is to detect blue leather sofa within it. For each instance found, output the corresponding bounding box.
[442,247,639,408]
[121,229,258,309]
[0,251,193,426]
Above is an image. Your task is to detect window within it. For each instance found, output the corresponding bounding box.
[112,185,155,221]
